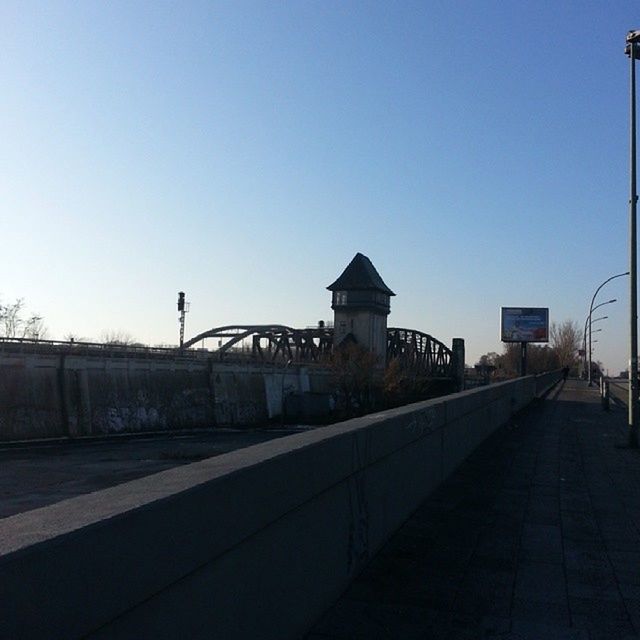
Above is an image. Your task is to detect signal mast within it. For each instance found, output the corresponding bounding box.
[177,291,190,348]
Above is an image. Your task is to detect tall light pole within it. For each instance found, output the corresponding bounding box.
[626,30,640,448]
[589,315,608,383]
[587,272,628,386]
[591,329,602,359]
[583,299,616,378]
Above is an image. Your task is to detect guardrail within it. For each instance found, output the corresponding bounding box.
[0,337,222,360]
[0,337,324,365]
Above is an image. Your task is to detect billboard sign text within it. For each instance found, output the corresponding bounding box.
[501,307,549,343]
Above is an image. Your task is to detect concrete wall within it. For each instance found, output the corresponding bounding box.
[0,370,561,640]
[0,353,215,440]
[0,352,332,440]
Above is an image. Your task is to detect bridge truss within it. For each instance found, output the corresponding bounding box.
[1,325,454,379]
[182,325,334,364]
[183,324,453,378]
[386,327,452,378]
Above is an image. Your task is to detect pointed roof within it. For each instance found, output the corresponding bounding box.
[327,253,395,295]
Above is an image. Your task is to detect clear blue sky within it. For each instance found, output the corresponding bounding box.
[1,1,637,372]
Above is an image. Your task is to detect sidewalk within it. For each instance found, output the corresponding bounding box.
[305,380,640,639]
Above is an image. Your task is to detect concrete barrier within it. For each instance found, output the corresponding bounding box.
[0,353,334,439]
[0,371,561,640]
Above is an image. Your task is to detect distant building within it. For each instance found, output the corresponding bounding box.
[327,252,395,366]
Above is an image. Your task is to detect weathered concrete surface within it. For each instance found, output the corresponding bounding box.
[306,380,640,639]
[0,372,560,640]
[0,352,332,440]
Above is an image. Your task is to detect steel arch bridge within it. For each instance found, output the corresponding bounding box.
[182,325,334,364]
[386,327,452,378]
[183,325,452,378]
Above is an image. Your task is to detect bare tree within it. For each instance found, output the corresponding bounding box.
[100,330,136,345]
[550,320,581,368]
[485,343,558,377]
[330,342,377,415]
[491,320,580,378]
[64,332,86,343]
[477,352,500,367]
[0,298,47,339]
[496,343,521,376]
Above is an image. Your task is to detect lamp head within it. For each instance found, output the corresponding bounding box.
[626,32,640,59]
[627,30,640,44]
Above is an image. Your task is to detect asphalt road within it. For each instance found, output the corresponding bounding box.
[609,379,631,406]
[0,426,313,519]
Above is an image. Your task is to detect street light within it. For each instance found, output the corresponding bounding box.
[583,298,617,379]
[590,331,602,355]
[583,299,615,347]
[626,29,640,447]
[587,274,628,386]
[589,316,609,384]
[595,299,617,312]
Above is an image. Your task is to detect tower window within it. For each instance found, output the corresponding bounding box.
[335,291,348,305]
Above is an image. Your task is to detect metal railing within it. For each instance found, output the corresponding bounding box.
[0,337,207,360]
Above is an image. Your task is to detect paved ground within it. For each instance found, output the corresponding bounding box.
[610,380,631,407]
[306,380,640,639]
[0,426,309,518]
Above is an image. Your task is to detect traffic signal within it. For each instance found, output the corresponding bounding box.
[177,291,185,312]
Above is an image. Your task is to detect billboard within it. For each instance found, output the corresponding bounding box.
[501,307,549,343]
